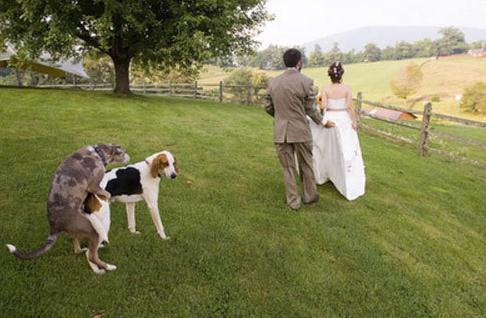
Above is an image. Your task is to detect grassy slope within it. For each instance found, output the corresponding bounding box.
[200,56,486,121]
[0,88,485,317]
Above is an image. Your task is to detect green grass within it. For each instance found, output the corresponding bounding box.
[1,88,486,317]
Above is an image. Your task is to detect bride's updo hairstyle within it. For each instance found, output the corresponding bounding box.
[328,62,344,83]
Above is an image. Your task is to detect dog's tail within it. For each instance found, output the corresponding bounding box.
[6,234,58,260]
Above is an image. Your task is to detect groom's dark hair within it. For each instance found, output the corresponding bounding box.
[283,49,302,67]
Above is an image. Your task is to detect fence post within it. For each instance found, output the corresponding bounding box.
[194,81,198,99]
[219,81,224,103]
[418,102,433,156]
[356,92,363,130]
[246,85,252,105]
[142,79,146,94]
[168,81,172,96]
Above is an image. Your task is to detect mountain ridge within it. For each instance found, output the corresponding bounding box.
[302,26,486,53]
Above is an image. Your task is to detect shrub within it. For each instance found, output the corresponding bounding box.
[225,68,269,103]
[431,95,441,102]
[390,62,423,100]
[461,82,486,113]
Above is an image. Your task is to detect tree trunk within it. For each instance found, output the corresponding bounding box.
[112,56,131,95]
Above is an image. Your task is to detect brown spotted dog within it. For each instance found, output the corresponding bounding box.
[6,144,129,274]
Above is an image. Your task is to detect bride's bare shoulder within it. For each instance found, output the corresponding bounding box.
[321,84,333,92]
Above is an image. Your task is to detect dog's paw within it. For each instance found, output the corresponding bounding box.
[105,264,117,271]
[129,229,141,235]
[86,251,105,274]
[159,234,170,240]
[97,191,111,201]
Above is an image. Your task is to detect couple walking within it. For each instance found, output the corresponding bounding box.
[265,49,365,210]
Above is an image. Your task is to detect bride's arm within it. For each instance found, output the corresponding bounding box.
[320,88,327,112]
[346,87,358,130]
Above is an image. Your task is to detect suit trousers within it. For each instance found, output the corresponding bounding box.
[275,141,318,209]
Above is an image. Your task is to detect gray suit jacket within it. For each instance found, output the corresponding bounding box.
[264,69,323,143]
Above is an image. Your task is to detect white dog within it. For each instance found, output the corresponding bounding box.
[93,151,179,242]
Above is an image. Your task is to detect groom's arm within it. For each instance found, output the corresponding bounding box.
[304,80,326,125]
[264,86,275,117]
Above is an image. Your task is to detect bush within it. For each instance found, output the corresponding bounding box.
[431,95,441,102]
[390,62,423,100]
[461,82,486,113]
[225,68,269,103]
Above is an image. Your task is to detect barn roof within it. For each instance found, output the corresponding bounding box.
[0,45,89,79]
[365,108,417,121]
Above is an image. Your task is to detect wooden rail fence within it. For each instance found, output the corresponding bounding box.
[37,81,267,105]
[11,82,486,168]
[355,92,486,168]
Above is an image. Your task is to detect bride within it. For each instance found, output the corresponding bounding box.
[309,62,365,201]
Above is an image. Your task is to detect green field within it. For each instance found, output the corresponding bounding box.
[200,56,486,121]
[1,88,486,317]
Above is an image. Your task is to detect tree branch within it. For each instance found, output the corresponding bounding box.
[75,29,108,55]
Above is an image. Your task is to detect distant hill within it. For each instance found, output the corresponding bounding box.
[302,26,486,53]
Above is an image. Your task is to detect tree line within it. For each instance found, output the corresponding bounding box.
[230,27,484,69]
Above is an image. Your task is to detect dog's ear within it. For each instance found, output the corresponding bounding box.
[97,144,113,156]
[150,154,168,178]
[84,193,102,214]
[174,157,180,174]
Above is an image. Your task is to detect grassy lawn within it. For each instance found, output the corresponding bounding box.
[1,88,486,317]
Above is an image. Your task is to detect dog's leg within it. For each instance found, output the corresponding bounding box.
[87,184,112,201]
[145,199,169,240]
[94,189,112,201]
[126,202,140,234]
[85,238,105,274]
[73,239,87,254]
[86,237,116,274]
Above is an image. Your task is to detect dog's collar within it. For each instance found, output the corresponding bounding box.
[93,145,108,166]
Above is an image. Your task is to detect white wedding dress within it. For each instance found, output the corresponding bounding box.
[309,98,365,201]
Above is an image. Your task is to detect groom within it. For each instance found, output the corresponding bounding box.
[264,48,334,211]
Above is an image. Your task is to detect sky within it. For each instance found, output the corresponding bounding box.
[256,0,486,48]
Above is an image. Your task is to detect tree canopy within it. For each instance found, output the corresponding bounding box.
[0,0,269,94]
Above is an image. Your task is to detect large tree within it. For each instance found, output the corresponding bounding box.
[0,0,269,94]
[324,42,343,65]
[436,27,467,56]
[308,44,324,67]
[394,41,416,60]
[362,43,381,62]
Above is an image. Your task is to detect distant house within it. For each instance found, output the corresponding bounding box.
[468,49,485,57]
[364,109,417,121]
